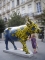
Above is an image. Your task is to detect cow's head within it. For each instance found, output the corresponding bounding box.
[26,17,41,34]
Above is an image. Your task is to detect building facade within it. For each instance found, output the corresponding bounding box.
[0,0,45,39]
[0,0,45,20]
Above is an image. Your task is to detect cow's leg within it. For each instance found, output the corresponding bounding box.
[20,40,30,54]
[11,41,17,50]
[5,39,9,50]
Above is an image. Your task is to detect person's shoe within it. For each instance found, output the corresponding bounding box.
[33,51,37,54]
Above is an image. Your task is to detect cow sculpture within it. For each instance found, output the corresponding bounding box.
[4,18,41,54]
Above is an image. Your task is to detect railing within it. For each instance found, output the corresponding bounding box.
[26,0,33,3]
[11,6,15,10]
[16,3,20,6]
[6,9,10,13]
[21,13,34,17]
[2,11,5,15]
[33,11,43,17]
[0,14,1,16]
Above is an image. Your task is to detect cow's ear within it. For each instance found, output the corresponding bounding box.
[27,17,32,24]
[26,22,29,26]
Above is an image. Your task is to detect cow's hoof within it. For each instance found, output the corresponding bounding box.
[26,52,30,54]
[14,48,17,50]
[6,48,9,50]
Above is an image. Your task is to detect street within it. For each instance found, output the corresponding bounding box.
[0,39,45,60]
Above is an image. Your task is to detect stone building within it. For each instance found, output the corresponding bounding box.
[0,0,45,40]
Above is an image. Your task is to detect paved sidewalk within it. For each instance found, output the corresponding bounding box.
[0,39,45,60]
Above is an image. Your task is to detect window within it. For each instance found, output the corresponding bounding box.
[16,9,20,15]
[0,33,2,38]
[21,0,25,3]
[7,5,10,10]
[36,2,41,13]
[0,3,2,7]
[17,0,19,5]
[38,19,41,23]
[0,10,1,14]
[28,4,32,14]
[22,7,25,14]
[3,0,5,5]
[8,0,10,2]
[12,0,14,8]
[8,14,10,19]
[4,7,5,12]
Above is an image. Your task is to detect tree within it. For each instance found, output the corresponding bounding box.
[0,17,5,33]
[8,12,26,27]
[40,10,45,25]
[39,10,45,42]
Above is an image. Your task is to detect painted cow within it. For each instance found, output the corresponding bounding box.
[4,18,41,54]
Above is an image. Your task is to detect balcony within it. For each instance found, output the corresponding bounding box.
[2,11,6,15]
[0,14,1,16]
[11,6,15,10]
[21,13,34,17]
[26,0,33,3]
[7,0,10,4]
[33,11,43,18]
[6,9,10,13]
[21,13,28,17]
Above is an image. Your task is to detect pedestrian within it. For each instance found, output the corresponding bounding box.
[31,34,38,54]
